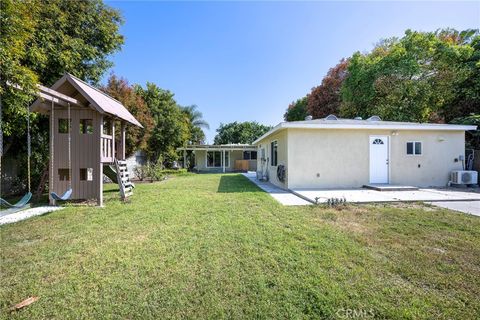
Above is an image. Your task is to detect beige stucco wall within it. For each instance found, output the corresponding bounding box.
[256,129,289,189]
[285,128,465,189]
[194,150,244,172]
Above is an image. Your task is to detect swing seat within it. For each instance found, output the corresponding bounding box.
[50,188,73,201]
[0,192,32,209]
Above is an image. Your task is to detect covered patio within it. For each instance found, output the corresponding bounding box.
[178,144,257,173]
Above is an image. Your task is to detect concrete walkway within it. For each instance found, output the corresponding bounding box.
[0,206,65,225]
[242,173,310,206]
[426,201,480,217]
[292,188,480,204]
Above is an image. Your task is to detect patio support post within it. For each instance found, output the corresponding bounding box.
[222,149,225,173]
[183,149,187,169]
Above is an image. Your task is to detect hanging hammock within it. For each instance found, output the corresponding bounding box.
[49,100,73,202]
[0,102,32,210]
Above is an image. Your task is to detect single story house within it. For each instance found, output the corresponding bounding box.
[178,144,258,172]
[252,115,477,189]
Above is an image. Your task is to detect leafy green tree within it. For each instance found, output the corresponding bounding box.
[443,31,480,122]
[135,83,190,164]
[284,97,308,121]
[451,114,480,149]
[213,121,272,145]
[1,0,124,194]
[181,105,209,144]
[1,0,124,144]
[340,29,476,122]
[101,74,154,157]
[307,59,349,119]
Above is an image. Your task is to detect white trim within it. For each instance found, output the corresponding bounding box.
[252,122,477,145]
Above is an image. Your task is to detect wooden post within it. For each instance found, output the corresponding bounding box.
[49,104,55,206]
[119,122,126,160]
[111,118,115,161]
[97,115,104,206]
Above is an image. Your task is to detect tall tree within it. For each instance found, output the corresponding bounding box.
[284,97,308,121]
[135,83,189,164]
[101,74,154,157]
[214,121,272,145]
[181,105,209,144]
[307,59,349,119]
[340,29,476,122]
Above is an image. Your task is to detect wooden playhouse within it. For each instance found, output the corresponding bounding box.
[30,73,143,206]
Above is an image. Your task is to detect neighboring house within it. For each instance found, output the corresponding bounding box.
[178,144,257,172]
[126,150,147,179]
[253,115,477,189]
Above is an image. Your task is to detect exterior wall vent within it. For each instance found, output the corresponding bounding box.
[325,114,338,120]
[305,115,313,121]
[367,116,382,121]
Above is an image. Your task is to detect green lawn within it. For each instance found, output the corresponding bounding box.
[1,174,479,319]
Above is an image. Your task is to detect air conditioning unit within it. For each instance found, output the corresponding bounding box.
[450,170,478,185]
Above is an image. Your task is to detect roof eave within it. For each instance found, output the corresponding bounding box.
[252,123,477,144]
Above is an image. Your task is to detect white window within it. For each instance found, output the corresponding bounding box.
[406,141,422,155]
[271,141,278,166]
[206,151,229,167]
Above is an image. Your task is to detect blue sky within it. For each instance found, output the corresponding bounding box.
[104,1,480,143]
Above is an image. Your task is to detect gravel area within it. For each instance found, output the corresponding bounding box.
[0,206,65,225]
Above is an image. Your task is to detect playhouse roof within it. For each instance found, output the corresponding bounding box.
[31,73,143,127]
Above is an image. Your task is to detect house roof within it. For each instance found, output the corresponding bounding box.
[252,117,477,145]
[31,73,143,127]
[178,144,256,151]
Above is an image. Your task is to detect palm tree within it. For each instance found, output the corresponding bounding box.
[181,105,210,130]
[181,105,209,144]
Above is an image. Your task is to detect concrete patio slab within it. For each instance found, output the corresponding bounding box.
[242,173,310,206]
[291,188,480,204]
[426,201,480,217]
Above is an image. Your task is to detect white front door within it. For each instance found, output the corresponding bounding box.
[369,136,389,184]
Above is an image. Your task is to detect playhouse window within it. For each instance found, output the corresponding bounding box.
[58,119,71,133]
[58,169,70,181]
[80,168,93,181]
[407,141,422,155]
[103,118,112,135]
[80,119,93,134]
[271,141,278,166]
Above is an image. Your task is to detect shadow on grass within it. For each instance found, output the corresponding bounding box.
[217,174,261,193]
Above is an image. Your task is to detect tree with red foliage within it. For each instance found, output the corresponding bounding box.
[101,74,154,157]
[307,59,349,119]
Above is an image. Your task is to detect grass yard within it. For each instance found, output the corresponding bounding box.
[1,174,480,319]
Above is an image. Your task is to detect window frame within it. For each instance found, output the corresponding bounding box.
[243,151,258,160]
[79,119,94,134]
[271,140,278,166]
[406,141,422,156]
[80,168,94,181]
[58,168,70,181]
[58,119,71,134]
[206,150,230,168]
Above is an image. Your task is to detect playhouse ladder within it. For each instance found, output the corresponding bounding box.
[114,159,134,201]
